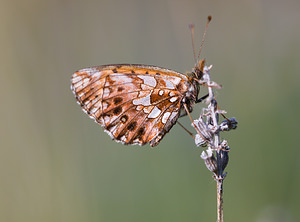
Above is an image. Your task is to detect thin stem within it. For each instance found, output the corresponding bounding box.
[205,66,223,222]
[200,65,225,222]
[195,64,236,222]
[216,178,224,222]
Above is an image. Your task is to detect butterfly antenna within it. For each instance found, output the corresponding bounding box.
[189,24,197,64]
[197,15,212,61]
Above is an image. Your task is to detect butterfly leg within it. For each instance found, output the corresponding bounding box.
[179,110,187,118]
[177,121,195,139]
[177,94,209,135]
[183,103,204,138]
[196,94,208,103]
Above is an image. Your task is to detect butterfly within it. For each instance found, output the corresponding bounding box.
[71,16,211,147]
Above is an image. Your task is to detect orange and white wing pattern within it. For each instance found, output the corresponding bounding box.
[71,64,196,147]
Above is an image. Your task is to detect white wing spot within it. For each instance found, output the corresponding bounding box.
[120,116,127,123]
[169,112,178,121]
[72,75,82,83]
[136,105,143,111]
[169,76,181,85]
[74,81,83,89]
[90,107,98,114]
[141,84,153,91]
[92,100,102,110]
[108,124,118,133]
[83,78,89,84]
[102,102,108,110]
[103,88,110,98]
[162,112,171,124]
[163,79,175,89]
[138,75,157,88]
[103,114,111,123]
[169,91,176,97]
[109,74,135,83]
[120,135,127,141]
[148,106,161,118]
[133,94,151,106]
[170,97,178,102]
[143,106,152,114]
[159,90,164,96]
[81,78,90,88]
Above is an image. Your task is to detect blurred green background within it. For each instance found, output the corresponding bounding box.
[1,0,300,221]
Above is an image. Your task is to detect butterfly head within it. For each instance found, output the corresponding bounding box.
[193,59,205,80]
[181,59,205,113]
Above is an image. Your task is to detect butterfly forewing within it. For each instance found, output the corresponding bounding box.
[71,64,193,147]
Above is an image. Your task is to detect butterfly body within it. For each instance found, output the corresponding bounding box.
[71,61,204,147]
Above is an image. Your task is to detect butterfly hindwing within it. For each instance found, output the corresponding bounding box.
[71,64,190,146]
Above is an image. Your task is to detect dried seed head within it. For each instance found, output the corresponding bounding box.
[219,117,238,131]
[193,117,213,147]
[201,148,217,174]
[195,134,206,147]
[216,141,230,177]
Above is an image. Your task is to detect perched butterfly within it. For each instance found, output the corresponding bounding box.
[71,16,211,147]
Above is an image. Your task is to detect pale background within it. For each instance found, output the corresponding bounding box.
[1,0,300,221]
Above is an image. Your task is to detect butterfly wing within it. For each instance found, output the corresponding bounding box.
[71,64,189,147]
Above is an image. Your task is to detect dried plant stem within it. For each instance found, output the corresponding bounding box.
[206,66,224,222]
[194,64,237,222]
[216,177,224,222]
[204,66,224,221]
